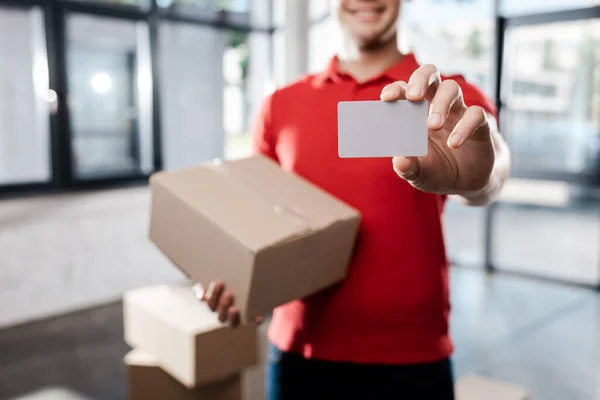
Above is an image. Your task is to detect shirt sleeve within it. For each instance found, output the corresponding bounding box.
[250,93,279,162]
[446,74,498,119]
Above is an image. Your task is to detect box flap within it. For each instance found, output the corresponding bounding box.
[217,156,360,230]
[124,284,225,335]
[151,161,312,252]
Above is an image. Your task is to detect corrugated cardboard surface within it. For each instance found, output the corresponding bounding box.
[149,155,361,321]
[456,374,530,400]
[123,284,258,388]
[126,349,242,400]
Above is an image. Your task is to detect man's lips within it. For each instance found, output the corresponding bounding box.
[348,7,385,23]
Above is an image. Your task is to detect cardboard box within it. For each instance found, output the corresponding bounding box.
[125,349,242,400]
[123,284,258,388]
[456,374,530,400]
[149,155,361,321]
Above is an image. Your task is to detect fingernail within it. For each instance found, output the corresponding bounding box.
[448,134,461,148]
[393,157,413,175]
[408,85,421,97]
[382,86,399,99]
[428,113,442,127]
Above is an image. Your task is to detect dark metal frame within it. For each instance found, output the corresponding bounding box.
[0,0,273,198]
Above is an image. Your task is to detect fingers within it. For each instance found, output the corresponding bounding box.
[228,307,241,328]
[195,281,261,328]
[392,156,421,182]
[205,281,225,311]
[448,106,489,149]
[380,81,408,102]
[428,80,465,130]
[217,290,234,322]
[406,64,441,102]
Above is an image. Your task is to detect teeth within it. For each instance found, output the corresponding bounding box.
[356,10,377,17]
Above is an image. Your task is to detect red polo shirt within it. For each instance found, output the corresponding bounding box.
[251,53,496,365]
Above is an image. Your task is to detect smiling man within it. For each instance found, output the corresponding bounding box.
[200,0,511,399]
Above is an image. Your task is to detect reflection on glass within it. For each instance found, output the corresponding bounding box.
[501,20,600,176]
[0,6,51,185]
[66,14,153,179]
[493,182,600,285]
[501,0,600,17]
[400,0,495,97]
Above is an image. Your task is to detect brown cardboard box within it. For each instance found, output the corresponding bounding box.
[123,284,258,388]
[125,349,242,400]
[456,374,530,400]
[149,155,361,321]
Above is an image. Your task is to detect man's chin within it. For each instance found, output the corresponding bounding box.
[356,35,392,51]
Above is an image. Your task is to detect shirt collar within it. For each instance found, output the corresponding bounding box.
[313,53,419,88]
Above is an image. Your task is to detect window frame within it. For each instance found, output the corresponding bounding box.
[0,0,274,197]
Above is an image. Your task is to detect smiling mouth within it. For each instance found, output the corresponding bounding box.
[349,7,385,22]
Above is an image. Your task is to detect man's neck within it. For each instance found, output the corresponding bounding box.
[337,37,404,83]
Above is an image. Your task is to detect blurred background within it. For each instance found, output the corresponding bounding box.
[0,0,599,399]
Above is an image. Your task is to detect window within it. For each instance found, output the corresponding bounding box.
[501,19,600,178]
[0,6,51,185]
[400,0,496,97]
[159,22,271,169]
[66,14,153,180]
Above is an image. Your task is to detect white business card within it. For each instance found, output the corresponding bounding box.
[338,100,428,158]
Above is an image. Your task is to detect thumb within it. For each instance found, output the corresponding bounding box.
[392,156,420,182]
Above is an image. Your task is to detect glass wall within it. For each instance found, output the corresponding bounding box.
[66,13,153,180]
[492,16,600,285]
[501,19,600,179]
[400,0,496,97]
[159,23,271,168]
[0,6,51,186]
[159,22,227,170]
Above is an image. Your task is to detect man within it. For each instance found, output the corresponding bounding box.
[199,0,511,398]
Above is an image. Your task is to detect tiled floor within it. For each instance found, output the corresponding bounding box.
[1,267,599,400]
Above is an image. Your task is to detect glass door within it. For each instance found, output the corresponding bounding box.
[65,12,153,181]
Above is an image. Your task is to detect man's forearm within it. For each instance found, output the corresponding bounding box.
[451,121,511,207]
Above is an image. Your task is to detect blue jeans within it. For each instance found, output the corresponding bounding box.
[266,343,455,400]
